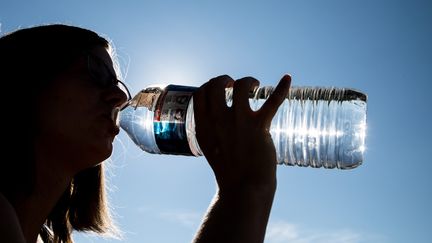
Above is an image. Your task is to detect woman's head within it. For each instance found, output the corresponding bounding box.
[36,44,129,171]
[1,24,129,165]
[1,24,109,89]
[0,24,126,242]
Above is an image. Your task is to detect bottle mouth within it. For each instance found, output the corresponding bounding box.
[118,98,133,111]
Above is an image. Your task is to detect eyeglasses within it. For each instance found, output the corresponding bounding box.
[86,53,132,109]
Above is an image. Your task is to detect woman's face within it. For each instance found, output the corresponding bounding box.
[36,46,128,173]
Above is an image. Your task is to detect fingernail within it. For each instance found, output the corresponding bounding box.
[282,74,291,82]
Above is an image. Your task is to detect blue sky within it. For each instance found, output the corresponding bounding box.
[1,0,431,242]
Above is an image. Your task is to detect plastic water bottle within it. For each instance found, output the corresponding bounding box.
[119,84,367,169]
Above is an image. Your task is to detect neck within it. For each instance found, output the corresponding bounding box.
[14,150,75,243]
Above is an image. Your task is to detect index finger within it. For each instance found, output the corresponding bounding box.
[259,74,291,127]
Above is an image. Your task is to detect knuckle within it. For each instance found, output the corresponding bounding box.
[209,74,232,83]
[235,76,260,87]
[207,75,234,89]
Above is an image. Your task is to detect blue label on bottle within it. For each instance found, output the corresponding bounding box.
[153,85,198,155]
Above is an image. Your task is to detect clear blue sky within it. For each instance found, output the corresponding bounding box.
[1,0,431,242]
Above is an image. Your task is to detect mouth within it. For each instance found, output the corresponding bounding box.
[110,118,120,134]
[111,125,120,136]
[101,108,121,136]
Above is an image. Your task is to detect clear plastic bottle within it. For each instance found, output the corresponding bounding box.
[119,84,367,169]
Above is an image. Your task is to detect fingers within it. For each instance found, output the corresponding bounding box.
[232,77,260,111]
[194,75,234,116]
[194,74,291,129]
[259,74,291,127]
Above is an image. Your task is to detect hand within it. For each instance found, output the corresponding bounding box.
[193,75,291,193]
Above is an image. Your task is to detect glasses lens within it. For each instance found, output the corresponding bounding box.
[87,55,114,87]
[87,54,132,102]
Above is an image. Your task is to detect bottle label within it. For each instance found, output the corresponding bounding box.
[153,85,198,155]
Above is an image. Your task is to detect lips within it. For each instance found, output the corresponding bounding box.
[111,124,120,135]
[111,107,120,127]
[102,108,121,136]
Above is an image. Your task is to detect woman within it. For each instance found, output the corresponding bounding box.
[0,24,291,243]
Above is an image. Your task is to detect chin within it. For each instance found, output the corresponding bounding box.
[98,144,114,162]
[81,142,113,169]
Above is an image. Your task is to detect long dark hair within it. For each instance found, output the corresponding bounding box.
[0,24,119,243]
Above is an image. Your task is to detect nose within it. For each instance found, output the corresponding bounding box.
[103,84,129,109]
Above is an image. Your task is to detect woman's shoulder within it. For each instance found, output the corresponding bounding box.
[0,192,26,243]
